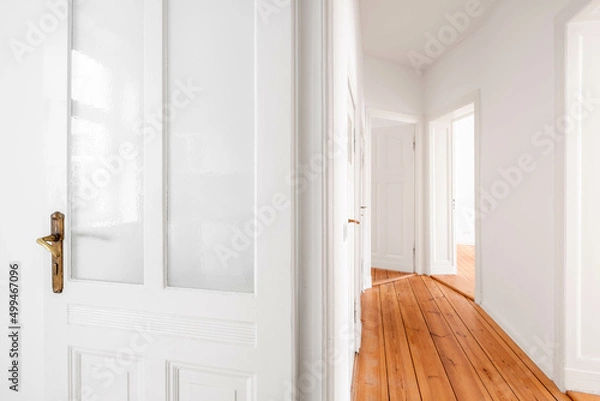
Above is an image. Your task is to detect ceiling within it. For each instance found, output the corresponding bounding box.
[360,0,499,70]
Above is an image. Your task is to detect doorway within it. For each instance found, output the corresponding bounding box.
[559,0,600,393]
[429,99,480,301]
[369,117,417,275]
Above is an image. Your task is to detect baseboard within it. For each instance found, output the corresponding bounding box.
[480,301,555,379]
[565,368,600,395]
[364,274,373,290]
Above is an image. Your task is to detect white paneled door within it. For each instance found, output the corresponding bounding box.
[41,1,293,400]
[371,122,415,272]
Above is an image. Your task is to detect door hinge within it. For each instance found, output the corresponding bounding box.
[413,140,416,150]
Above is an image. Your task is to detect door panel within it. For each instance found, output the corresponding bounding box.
[429,120,456,274]
[44,1,293,400]
[371,122,415,272]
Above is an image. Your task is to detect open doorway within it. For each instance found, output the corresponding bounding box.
[429,100,479,301]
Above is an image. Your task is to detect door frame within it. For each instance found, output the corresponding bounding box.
[555,0,600,392]
[365,108,425,278]
[426,91,482,303]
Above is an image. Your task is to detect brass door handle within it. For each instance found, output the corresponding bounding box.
[37,212,65,294]
[348,219,361,225]
[37,234,61,258]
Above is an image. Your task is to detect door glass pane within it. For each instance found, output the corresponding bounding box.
[70,0,144,284]
[167,0,255,293]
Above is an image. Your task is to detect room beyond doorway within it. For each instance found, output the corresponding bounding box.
[428,99,480,302]
[432,114,476,300]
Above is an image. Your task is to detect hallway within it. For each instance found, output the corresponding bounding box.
[353,273,578,401]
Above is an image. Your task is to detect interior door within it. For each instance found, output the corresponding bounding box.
[42,1,293,400]
[346,91,359,360]
[429,119,457,275]
[371,122,415,272]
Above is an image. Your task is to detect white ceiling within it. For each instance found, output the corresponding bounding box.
[360,0,499,69]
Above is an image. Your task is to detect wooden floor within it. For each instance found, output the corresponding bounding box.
[372,268,415,286]
[353,271,575,401]
[432,245,476,300]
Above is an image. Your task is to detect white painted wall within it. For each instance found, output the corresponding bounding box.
[0,1,49,399]
[454,115,475,245]
[424,0,571,378]
[364,54,423,115]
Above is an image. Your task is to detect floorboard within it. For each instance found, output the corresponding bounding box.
[354,269,576,401]
[372,268,413,286]
[432,245,475,300]
[354,287,388,401]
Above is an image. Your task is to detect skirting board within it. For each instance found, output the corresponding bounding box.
[480,301,555,379]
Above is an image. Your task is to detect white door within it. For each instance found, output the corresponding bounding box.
[40,1,294,400]
[346,92,360,359]
[371,122,415,272]
[429,119,456,275]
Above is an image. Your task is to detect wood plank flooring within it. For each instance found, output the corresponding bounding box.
[432,245,476,300]
[353,272,574,401]
[372,268,415,286]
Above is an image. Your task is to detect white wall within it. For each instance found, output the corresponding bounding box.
[454,115,475,245]
[424,0,570,378]
[0,0,48,399]
[364,54,423,115]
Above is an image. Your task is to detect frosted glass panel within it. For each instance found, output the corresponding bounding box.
[167,0,255,293]
[70,0,144,284]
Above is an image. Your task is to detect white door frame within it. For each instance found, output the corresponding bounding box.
[427,91,482,303]
[365,108,425,277]
[555,0,600,392]
[295,0,336,400]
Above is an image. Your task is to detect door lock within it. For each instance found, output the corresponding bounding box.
[37,212,65,294]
